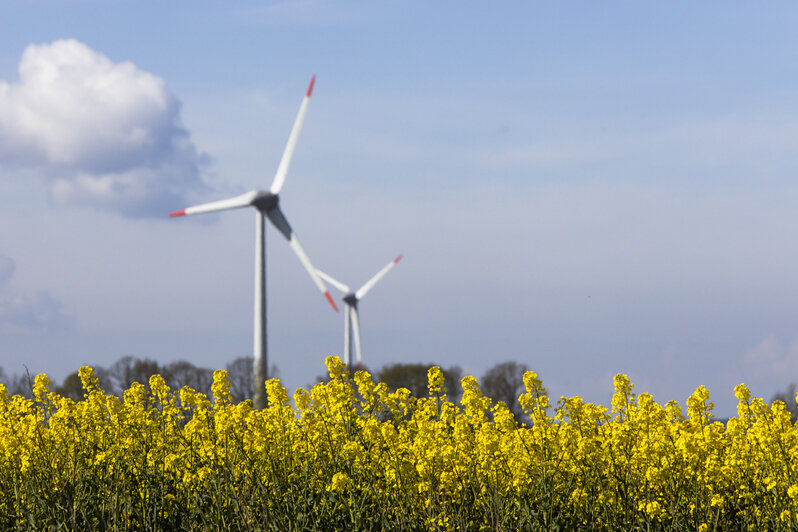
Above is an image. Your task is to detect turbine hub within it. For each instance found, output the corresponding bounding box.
[343,294,358,306]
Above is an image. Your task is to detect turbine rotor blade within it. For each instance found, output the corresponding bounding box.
[316,269,351,294]
[169,191,258,217]
[265,205,338,311]
[354,254,403,300]
[351,306,363,366]
[269,75,315,195]
[344,306,351,366]
[264,203,293,241]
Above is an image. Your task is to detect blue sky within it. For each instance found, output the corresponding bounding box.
[2,1,798,416]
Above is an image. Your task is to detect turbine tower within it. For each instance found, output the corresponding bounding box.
[169,75,338,409]
[316,255,402,367]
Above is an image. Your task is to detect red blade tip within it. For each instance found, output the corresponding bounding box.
[169,209,186,218]
[394,254,403,264]
[306,74,316,97]
[325,291,339,312]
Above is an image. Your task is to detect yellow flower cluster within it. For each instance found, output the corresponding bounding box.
[1,357,797,530]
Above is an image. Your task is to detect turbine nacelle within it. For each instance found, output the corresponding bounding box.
[250,191,279,212]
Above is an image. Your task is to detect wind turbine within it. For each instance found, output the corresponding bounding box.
[316,255,402,367]
[169,75,338,409]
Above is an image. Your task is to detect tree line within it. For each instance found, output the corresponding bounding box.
[0,356,532,420]
[0,356,257,405]
[10,356,798,424]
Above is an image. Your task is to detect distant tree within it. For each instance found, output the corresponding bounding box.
[55,371,84,402]
[771,383,798,421]
[162,360,213,397]
[378,363,429,397]
[226,356,254,403]
[0,367,33,398]
[377,363,463,402]
[108,355,161,395]
[443,366,463,403]
[480,361,529,423]
[93,366,115,393]
[54,365,117,400]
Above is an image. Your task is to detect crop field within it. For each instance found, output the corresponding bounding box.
[1,356,797,531]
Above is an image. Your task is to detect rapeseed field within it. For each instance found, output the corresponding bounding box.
[0,356,795,530]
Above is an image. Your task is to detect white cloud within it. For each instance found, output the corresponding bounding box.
[0,254,73,332]
[0,39,208,218]
[739,334,798,383]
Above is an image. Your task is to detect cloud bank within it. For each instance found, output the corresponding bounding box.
[0,254,73,332]
[743,334,798,380]
[0,39,208,218]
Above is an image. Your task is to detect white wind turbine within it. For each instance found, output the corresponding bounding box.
[316,255,402,367]
[169,75,338,409]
